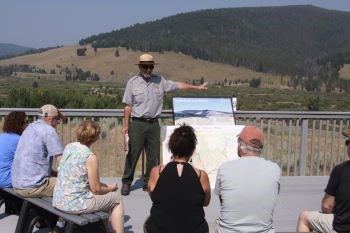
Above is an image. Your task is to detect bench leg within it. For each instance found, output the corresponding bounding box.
[64,221,77,233]
[0,198,4,209]
[15,200,32,233]
[15,200,49,233]
[25,208,40,233]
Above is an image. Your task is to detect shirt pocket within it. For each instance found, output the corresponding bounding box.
[153,89,163,101]
[133,88,145,104]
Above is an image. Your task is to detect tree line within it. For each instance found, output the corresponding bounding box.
[79,5,350,77]
[0,64,100,82]
[0,88,122,109]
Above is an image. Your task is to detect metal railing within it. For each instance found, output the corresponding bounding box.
[1,108,349,177]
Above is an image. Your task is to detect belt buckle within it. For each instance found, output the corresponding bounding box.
[146,118,157,123]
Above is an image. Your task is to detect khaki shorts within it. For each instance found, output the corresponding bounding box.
[306,211,336,233]
[68,191,122,214]
[14,177,56,197]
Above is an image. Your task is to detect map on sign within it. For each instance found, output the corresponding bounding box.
[172,96,235,125]
[162,124,244,188]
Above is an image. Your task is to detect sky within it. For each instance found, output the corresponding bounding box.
[2,0,350,48]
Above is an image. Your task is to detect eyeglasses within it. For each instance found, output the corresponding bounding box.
[54,117,61,124]
[346,140,350,146]
[141,64,154,70]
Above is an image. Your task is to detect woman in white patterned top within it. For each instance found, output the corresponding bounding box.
[53,120,124,233]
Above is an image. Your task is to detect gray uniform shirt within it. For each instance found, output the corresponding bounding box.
[215,156,281,233]
[11,119,63,189]
[122,74,177,118]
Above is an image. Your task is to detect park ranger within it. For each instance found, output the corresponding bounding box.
[121,53,208,195]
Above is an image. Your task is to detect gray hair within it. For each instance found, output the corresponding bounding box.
[238,139,262,156]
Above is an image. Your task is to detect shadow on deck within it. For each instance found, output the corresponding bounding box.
[0,176,328,233]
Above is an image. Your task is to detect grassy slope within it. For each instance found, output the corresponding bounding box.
[0,44,293,87]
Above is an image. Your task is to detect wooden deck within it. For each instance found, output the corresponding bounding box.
[0,176,329,233]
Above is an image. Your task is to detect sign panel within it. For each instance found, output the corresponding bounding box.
[172,96,235,125]
[162,124,245,187]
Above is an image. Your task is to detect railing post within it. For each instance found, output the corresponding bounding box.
[300,119,308,176]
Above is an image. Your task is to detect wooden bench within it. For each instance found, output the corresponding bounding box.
[0,188,109,233]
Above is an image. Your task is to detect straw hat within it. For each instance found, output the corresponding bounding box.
[135,54,158,65]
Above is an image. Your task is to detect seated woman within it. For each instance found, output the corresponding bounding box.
[0,111,27,214]
[53,120,124,233]
[145,124,211,233]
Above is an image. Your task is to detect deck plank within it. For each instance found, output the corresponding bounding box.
[0,176,329,233]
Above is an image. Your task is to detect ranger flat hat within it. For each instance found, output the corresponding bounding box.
[135,53,158,65]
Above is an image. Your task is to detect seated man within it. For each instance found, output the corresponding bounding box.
[296,127,350,233]
[215,125,281,233]
[11,104,64,197]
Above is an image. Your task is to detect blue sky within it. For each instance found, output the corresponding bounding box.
[2,0,350,48]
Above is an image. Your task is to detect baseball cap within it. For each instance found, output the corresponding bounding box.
[38,104,63,119]
[238,125,264,149]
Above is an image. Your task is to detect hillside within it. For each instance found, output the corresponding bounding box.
[0,43,32,57]
[0,44,292,86]
[80,5,350,76]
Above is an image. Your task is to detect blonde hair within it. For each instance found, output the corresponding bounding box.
[76,120,100,146]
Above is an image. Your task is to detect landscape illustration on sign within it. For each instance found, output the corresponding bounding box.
[173,97,235,125]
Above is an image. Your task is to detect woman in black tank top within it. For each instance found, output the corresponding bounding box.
[144,124,211,233]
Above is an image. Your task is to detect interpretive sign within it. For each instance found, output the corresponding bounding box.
[172,96,235,125]
[162,124,244,187]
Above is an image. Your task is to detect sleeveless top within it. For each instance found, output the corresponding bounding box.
[53,142,93,212]
[146,161,208,233]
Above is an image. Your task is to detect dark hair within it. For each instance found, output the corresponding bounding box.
[76,120,100,146]
[3,111,27,135]
[168,124,197,159]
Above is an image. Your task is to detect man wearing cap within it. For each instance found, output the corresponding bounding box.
[121,53,208,195]
[296,127,350,233]
[11,104,64,197]
[214,125,281,233]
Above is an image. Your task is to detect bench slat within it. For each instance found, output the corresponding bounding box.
[3,188,19,196]
[80,213,100,223]
[42,197,108,222]
[26,197,89,225]
[94,211,109,220]
[2,188,108,227]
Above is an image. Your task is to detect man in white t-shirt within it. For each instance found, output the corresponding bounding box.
[215,125,281,233]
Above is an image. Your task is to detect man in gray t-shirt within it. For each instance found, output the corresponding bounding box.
[215,126,281,233]
[12,104,64,197]
[121,53,208,195]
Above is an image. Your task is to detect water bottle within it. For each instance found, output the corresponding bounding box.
[124,133,129,152]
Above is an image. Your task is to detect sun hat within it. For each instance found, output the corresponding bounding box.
[238,125,264,149]
[38,104,64,119]
[135,53,158,65]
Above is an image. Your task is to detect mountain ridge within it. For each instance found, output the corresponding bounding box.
[0,43,32,57]
[79,5,350,76]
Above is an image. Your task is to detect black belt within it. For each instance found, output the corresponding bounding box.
[132,117,158,124]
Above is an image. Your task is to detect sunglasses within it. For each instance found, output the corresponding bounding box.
[346,140,350,146]
[54,117,62,124]
[141,64,154,70]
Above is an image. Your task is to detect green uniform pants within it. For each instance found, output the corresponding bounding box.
[122,120,160,186]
